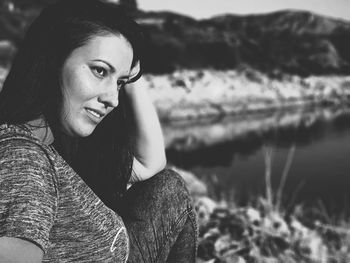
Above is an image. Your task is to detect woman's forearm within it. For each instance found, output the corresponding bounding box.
[125,82,166,182]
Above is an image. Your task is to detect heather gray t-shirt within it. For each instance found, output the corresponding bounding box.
[0,124,129,262]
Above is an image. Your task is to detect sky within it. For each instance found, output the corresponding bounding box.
[138,0,350,21]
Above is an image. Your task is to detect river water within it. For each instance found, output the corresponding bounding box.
[164,106,350,215]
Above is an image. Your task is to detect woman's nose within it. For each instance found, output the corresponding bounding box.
[98,84,119,108]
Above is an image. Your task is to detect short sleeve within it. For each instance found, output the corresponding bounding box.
[0,139,58,253]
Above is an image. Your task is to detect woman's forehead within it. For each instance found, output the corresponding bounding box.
[81,33,133,56]
[68,34,134,75]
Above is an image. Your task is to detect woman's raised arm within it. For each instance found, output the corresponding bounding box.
[126,81,167,182]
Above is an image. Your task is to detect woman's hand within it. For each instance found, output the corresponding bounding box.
[125,78,166,183]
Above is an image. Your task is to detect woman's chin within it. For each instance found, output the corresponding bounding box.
[62,124,96,138]
[75,127,96,137]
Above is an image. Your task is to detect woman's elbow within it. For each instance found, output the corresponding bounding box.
[150,154,167,175]
[160,153,167,170]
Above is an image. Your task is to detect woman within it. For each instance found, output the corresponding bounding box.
[0,0,197,262]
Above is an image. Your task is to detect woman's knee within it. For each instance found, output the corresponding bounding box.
[149,169,191,202]
[153,168,188,190]
[127,169,192,214]
[155,168,198,212]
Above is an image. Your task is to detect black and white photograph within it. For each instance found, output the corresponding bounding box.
[1,0,350,262]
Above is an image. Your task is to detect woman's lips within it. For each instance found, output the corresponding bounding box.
[85,107,105,123]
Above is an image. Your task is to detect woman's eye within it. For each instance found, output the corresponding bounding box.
[91,66,107,78]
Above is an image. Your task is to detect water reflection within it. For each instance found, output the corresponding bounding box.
[164,106,350,214]
[165,106,349,167]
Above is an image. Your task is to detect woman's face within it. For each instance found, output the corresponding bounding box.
[59,33,134,137]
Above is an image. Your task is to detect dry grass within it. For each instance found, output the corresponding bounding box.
[195,145,350,263]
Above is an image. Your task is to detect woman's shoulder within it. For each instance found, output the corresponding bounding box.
[0,123,51,149]
[0,123,40,141]
[0,123,56,171]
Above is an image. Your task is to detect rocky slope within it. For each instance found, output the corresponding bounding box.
[137,68,350,121]
[136,10,350,75]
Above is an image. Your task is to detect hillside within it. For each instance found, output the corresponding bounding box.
[136,10,350,75]
[0,1,350,76]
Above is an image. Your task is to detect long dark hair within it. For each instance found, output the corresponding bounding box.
[0,0,144,211]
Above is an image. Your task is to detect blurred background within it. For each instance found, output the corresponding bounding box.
[1,0,350,219]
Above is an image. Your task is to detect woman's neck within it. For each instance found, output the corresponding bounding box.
[25,118,54,145]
